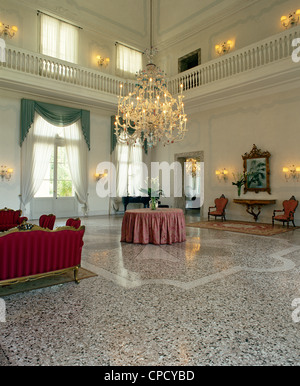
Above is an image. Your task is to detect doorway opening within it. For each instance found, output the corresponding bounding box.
[174,151,204,214]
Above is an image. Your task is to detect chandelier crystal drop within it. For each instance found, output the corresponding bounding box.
[114,1,187,149]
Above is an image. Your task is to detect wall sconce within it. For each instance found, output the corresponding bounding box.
[215,40,233,55]
[96,55,110,67]
[0,165,13,181]
[282,165,300,182]
[0,23,18,39]
[281,9,300,28]
[215,168,228,181]
[95,171,108,181]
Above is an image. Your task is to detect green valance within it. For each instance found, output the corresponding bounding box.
[21,99,90,150]
[111,116,148,155]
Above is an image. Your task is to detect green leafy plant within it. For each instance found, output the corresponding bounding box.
[232,172,248,196]
[246,160,266,188]
[139,177,164,198]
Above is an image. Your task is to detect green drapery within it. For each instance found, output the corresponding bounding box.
[21,99,90,150]
[111,116,148,154]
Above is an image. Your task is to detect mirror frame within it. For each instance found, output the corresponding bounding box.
[242,144,271,194]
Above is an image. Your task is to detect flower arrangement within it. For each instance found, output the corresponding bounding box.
[232,172,247,196]
[140,177,164,209]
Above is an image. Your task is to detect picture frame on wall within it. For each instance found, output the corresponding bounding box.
[242,144,271,194]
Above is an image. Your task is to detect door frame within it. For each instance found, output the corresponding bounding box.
[174,151,204,212]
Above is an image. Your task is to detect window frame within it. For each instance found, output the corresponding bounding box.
[34,135,74,199]
[115,42,143,77]
[38,11,79,64]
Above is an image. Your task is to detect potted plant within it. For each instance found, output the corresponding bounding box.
[232,172,247,197]
[140,177,164,210]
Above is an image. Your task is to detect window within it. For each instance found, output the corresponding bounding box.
[115,137,144,197]
[35,130,74,198]
[116,43,143,78]
[40,13,79,63]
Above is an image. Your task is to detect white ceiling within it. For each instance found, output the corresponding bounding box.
[17,0,259,50]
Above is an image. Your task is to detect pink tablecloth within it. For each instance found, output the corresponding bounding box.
[121,208,186,245]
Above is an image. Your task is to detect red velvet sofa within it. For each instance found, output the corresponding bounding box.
[0,225,85,286]
[0,208,28,232]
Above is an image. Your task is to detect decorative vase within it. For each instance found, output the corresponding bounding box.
[149,198,158,210]
[237,185,242,197]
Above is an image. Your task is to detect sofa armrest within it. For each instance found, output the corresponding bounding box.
[17,216,28,224]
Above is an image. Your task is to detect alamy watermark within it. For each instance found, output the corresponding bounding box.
[292,298,300,323]
[95,161,204,201]
[0,38,6,63]
[292,38,300,63]
[0,298,6,322]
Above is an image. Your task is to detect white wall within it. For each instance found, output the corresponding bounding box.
[150,86,300,224]
[0,0,118,76]
[156,0,300,76]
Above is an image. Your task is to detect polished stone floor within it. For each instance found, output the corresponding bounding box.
[1,212,300,366]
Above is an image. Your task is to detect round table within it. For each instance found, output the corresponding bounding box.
[121,208,186,245]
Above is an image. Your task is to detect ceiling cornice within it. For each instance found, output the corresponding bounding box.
[155,0,261,51]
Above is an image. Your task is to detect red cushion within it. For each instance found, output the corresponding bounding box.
[283,200,298,218]
[209,210,223,216]
[39,215,56,230]
[0,209,23,226]
[214,198,228,213]
[0,224,16,231]
[66,218,81,229]
[274,215,289,221]
[0,211,14,224]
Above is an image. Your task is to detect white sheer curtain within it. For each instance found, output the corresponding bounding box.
[116,43,142,78]
[20,113,56,212]
[21,114,88,215]
[64,121,89,214]
[40,13,78,63]
[115,140,144,197]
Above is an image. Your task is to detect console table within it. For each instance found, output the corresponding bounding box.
[233,199,276,221]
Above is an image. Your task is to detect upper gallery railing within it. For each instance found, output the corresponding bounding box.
[168,25,300,95]
[1,25,299,98]
[0,46,136,96]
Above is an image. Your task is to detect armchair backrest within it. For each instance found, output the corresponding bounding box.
[215,194,228,213]
[66,218,81,229]
[39,214,56,230]
[283,196,298,218]
[0,208,22,224]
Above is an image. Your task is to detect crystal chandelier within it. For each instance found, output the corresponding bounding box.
[114,0,187,149]
[186,158,201,178]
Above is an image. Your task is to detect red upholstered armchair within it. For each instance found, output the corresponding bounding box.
[66,218,81,229]
[0,208,28,232]
[208,194,228,221]
[39,214,56,230]
[272,196,298,228]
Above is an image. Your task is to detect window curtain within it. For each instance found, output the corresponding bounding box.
[20,113,57,212]
[116,43,142,78]
[115,136,144,197]
[20,102,90,215]
[64,122,89,214]
[111,115,147,154]
[40,13,78,63]
[21,99,90,150]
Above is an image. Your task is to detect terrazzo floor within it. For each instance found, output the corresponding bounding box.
[1,212,300,366]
